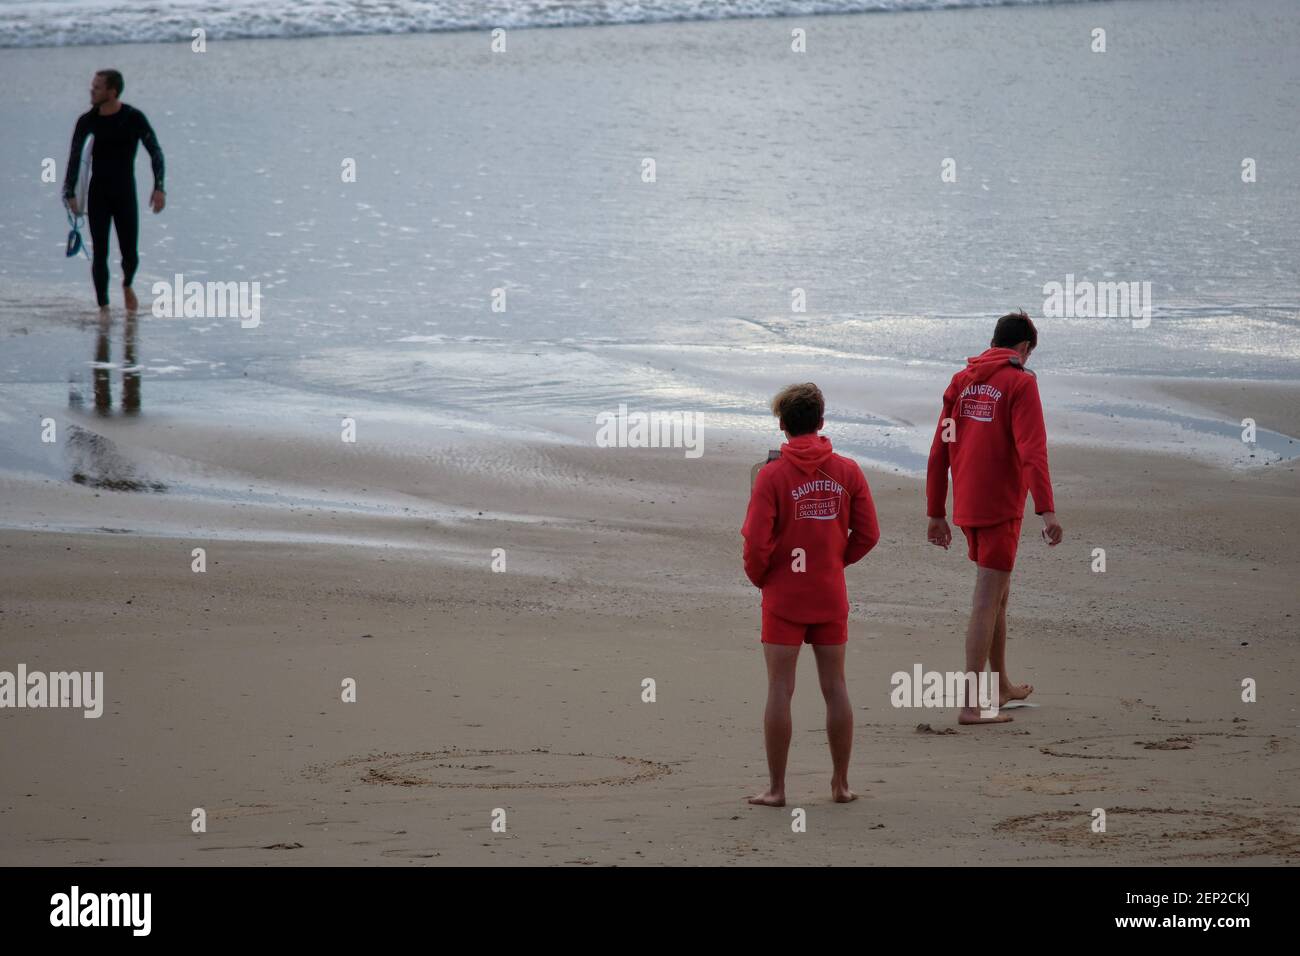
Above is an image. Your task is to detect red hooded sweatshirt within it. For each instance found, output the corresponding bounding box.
[926,347,1055,527]
[741,434,880,623]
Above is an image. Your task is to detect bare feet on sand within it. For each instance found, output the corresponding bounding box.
[831,780,858,803]
[123,285,138,313]
[958,707,1013,724]
[748,790,786,807]
[1000,682,1033,707]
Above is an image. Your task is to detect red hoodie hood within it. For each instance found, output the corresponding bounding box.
[948,347,1027,396]
[780,434,835,475]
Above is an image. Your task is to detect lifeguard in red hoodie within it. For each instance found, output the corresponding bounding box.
[925,311,1063,725]
[742,383,880,807]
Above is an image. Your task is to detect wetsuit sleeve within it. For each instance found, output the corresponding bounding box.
[135,108,165,193]
[741,466,779,588]
[843,464,881,567]
[63,112,93,201]
[1011,376,1056,515]
[925,387,954,518]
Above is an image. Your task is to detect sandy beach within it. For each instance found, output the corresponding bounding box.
[2,422,1297,865]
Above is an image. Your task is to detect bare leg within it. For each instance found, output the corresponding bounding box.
[988,578,1032,705]
[750,643,800,806]
[812,643,856,802]
[959,567,1013,724]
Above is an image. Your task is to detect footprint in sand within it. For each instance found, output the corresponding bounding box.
[915,723,958,736]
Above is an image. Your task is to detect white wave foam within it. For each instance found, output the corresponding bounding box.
[2,0,1114,49]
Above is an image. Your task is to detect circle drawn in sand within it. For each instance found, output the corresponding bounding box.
[1039,731,1286,761]
[995,806,1299,861]
[310,748,671,790]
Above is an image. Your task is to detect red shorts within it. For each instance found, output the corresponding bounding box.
[761,609,847,646]
[960,518,1022,572]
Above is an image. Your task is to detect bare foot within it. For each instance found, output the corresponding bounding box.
[748,790,786,807]
[831,781,857,803]
[123,285,138,312]
[958,707,1013,725]
[1000,682,1033,706]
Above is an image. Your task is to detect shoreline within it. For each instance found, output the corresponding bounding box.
[0,0,1132,52]
[2,359,1297,538]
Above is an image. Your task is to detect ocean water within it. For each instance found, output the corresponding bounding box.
[0,0,1126,48]
[1,0,1298,490]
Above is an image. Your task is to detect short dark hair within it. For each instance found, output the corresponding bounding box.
[771,383,824,437]
[96,69,124,95]
[991,310,1037,351]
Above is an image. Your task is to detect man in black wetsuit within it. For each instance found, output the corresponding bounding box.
[62,69,166,312]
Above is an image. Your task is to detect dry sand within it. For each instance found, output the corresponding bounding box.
[2,392,1297,866]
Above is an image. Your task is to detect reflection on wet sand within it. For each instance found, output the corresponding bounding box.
[65,311,164,492]
[68,310,140,416]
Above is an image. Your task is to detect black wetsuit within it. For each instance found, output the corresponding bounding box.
[62,103,165,307]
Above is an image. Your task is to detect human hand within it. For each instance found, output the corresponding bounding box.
[1040,512,1063,546]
